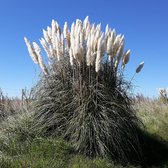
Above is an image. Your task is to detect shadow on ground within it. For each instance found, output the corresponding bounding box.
[138,129,168,167]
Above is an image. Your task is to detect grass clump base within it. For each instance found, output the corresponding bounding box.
[33,71,143,164]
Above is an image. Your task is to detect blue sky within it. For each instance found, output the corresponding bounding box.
[0,0,168,97]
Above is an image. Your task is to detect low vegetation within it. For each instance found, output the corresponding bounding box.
[0,96,168,168]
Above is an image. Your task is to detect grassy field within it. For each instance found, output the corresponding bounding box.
[0,97,168,168]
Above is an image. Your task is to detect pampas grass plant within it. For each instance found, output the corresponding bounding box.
[24,16,144,164]
[158,88,168,104]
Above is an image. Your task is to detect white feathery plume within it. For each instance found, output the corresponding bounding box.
[55,21,61,35]
[86,34,92,66]
[90,52,97,66]
[96,24,101,33]
[76,19,82,26]
[89,34,97,65]
[127,61,145,89]
[55,35,61,61]
[114,41,124,68]
[24,37,39,64]
[60,34,64,56]
[66,33,71,49]
[101,39,106,54]
[79,45,85,64]
[109,29,116,42]
[51,20,57,34]
[37,53,48,75]
[47,26,52,38]
[105,24,112,38]
[56,30,61,43]
[120,35,124,43]
[73,33,83,65]
[112,29,116,38]
[32,42,41,54]
[95,34,103,72]
[95,51,101,72]
[93,37,98,52]
[79,32,84,45]
[63,22,68,38]
[107,29,116,57]
[76,21,82,36]
[86,48,91,66]
[40,38,51,58]
[89,33,94,48]
[51,20,57,44]
[95,30,100,40]
[107,36,113,55]
[49,45,54,58]
[105,24,109,36]
[83,16,89,29]
[69,47,74,66]
[71,22,75,36]
[97,33,104,51]
[56,33,64,60]
[52,35,57,57]
[85,24,91,40]
[114,35,124,61]
[112,34,122,53]
[136,61,145,73]
[55,21,60,30]
[122,49,130,68]
[117,41,124,58]
[32,42,48,75]
[86,33,91,47]
[43,29,51,44]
